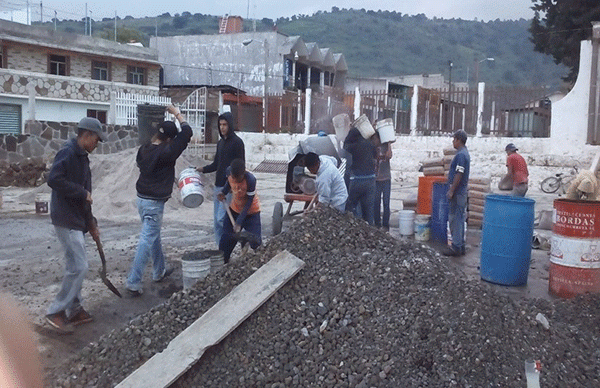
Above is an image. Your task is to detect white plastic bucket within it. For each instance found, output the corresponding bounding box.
[376,118,396,143]
[332,113,351,143]
[414,214,430,241]
[182,250,217,289]
[178,168,204,208]
[399,210,415,236]
[352,114,376,139]
[35,193,50,214]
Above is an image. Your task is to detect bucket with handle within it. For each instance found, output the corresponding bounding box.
[181,250,215,289]
[399,210,415,236]
[376,118,396,143]
[352,114,376,139]
[414,214,430,241]
[178,168,204,208]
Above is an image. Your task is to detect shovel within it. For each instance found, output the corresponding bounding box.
[221,199,261,247]
[86,204,122,298]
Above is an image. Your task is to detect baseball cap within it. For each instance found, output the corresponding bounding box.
[452,129,467,143]
[158,121,178,139]
[77,117,107,142]
[505,143,518,152]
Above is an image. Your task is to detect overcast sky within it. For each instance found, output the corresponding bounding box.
[2,0,535,23]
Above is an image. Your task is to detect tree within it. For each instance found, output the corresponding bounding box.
[529,0,600,84]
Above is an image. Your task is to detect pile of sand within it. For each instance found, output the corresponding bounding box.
[89,147,214,223]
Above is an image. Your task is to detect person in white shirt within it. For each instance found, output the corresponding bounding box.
[304,152,348,212]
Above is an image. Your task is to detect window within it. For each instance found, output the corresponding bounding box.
[0,46,6,68]
[127,66,146,85]
[48,54,69,76]
[0,104,22,134]
[87,109,107,124]
[92,61,110,81]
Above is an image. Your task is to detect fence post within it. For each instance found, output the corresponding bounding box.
[304,88,311,135]
[354,86,361,119]
[108,91,116,125]
[476,82,485,137]
[410,85,418,136]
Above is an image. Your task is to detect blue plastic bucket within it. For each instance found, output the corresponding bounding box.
[480,194,535,286]
[431,182,449,244]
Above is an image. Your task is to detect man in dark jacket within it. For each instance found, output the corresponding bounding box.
[343,126,377,225]
[197,111,245,245]
[126,105,193,296]
[45,117,107,334]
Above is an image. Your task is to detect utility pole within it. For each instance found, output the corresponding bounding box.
[40,2,42,23]
[54,10,56,30]
[114,11,117,41]
[85,3,87,35]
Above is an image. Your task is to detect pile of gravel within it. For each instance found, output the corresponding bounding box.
[48,207,600,387]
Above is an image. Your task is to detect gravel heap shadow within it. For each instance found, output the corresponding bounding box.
[48,207,600,387]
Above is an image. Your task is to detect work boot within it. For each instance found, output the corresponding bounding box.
[442,246,464,257]
[69,308,93,326]
[126,288,143,297]
[154,267,175,283]
[45,311,75,334]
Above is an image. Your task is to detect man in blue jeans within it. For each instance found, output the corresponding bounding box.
[126,105,193,296]
[343,126,377,225]
[45,117,107,334]
[444,129,470,256]
[197,112,245,246]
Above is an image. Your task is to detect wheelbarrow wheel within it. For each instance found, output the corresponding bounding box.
[272,202,284,236]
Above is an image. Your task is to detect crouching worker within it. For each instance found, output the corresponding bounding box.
[218,159,262,263]
[303,152,348,212]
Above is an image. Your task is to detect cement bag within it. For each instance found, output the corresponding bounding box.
[443,147,457,156]
[498,174,513,191]
[469,183,491,193]
[470,176,492,186]
[469,197,485,207]
[469,204,485,214]
[423,166,445,176]
[422,157,444,168]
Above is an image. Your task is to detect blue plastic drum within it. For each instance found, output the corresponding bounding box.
[431,182,449,244]
[480,194,535,286]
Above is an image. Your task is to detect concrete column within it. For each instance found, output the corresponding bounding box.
[320,72,325,89]
[292,61,296,89]
[476,82,485,137]
[410,85,418,136]
[304,88,311,135]
[108,91,116,125]
[297,89,302,124]
[307,66,312,89]
[353,86,361,119]
[27,83,36,121]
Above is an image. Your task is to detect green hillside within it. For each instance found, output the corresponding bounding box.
[37,8,568,88]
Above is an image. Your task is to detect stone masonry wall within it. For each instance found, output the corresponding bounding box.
[0,120,139,164]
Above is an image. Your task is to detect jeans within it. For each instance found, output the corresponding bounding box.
[449,192,468,252]
[213,186,232,245]
[512,182,528,197]
[219,209,262,263]
[47,226,88,317]
[374,179,391,228]
[126,198,166,291]
[346,176,376,225]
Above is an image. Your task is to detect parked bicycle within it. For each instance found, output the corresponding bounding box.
[540,166,579,194]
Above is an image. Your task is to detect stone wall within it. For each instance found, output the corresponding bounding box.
[0,120,139,163]
[0,69,159,102]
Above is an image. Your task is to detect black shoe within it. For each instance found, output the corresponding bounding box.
[126,288,143,297]
[154,267,175,283]
[442,247,464,257]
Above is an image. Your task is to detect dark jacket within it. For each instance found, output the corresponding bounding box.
[48,138,94,232]
[136,122,193,200]
[343,127,376,177]
[203,112,245,187]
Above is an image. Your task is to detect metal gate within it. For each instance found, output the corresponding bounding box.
[179,87,207,155]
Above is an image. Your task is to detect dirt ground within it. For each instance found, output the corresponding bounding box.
[0,157,559,381]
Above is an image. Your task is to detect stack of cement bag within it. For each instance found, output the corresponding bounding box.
[421,157,445,176]
[443,148,456,178]
[467,176,492,228]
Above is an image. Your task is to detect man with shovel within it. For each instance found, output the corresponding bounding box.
[45,117,107,334]
[218,159,262,263]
